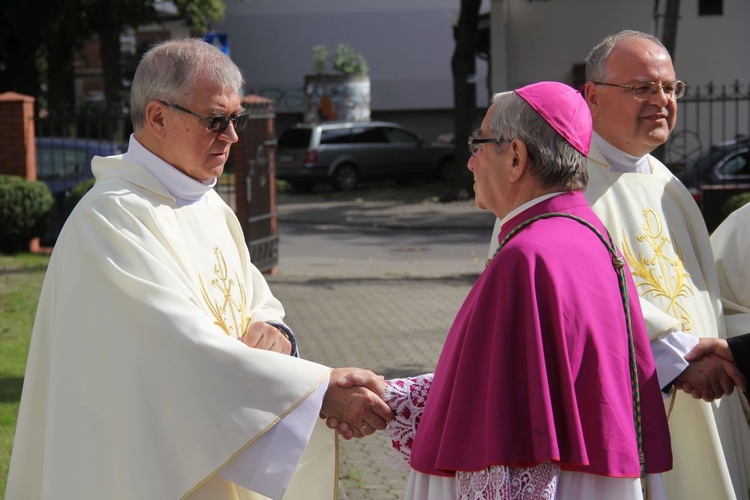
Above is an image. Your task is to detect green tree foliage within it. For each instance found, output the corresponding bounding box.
[173,0,225,30]
[0,0,227,110]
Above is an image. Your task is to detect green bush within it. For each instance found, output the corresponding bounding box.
[721,192,750,220]
[0,175,54,253]
[64,178,96,213]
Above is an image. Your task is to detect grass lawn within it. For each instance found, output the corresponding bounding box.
[0,253,49,496]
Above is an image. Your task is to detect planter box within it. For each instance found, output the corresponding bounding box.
[303,74,370,123]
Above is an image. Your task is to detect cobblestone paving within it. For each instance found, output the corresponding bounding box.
[267,276,476,499]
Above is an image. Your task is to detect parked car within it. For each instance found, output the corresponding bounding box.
[36,137,126,245]
[36,136,125,200]
[275,121,455,192]
[677,135,750,202]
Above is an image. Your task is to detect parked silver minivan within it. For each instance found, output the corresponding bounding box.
[276,121,455,192]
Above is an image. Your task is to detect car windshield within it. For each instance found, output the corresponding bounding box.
[37,147,89,180]
[679,148,725,181]
[278,129,312,148]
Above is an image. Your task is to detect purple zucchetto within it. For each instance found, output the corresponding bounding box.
[515,81,592,156]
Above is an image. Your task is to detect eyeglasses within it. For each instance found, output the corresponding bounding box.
[468,137,511,156]
[592,81,687,101]
[158,100,249,133]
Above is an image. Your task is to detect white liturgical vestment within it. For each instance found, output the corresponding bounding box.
[712,201,750,338]
[584,141,750,500]
[6,144,336,500]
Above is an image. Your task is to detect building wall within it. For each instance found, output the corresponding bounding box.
[212,0,491,116]
[490,0,750,92]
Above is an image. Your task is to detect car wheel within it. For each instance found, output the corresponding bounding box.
[290,181,315,193]
[434,156,455,181]
[332,164,358,191]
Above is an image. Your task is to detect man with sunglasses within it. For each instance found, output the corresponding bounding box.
[6,38,393,500]
[488,30,750,500]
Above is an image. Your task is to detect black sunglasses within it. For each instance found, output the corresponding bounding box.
[158,100,249,133]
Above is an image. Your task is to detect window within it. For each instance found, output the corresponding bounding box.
[37,147,88,180]
[320,129,353,144]
[383,128,418,144]
[718,151,750,178]
[699,0,723,16]
[278,129,312,148]
[349,127,387,144]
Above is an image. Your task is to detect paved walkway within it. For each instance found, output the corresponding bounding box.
[266,187,494,499]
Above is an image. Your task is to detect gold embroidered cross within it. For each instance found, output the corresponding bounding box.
[621,209,694,331]
[199,247,249,337]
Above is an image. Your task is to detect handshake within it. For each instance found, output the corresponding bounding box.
[319,368,394,440]
[675,338,748,402]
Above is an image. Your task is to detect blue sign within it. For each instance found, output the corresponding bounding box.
[204,33,230,56]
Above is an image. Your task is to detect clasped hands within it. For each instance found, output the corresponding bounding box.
[320,369,392,440]
[675,338,747,402]
[240,324,393,436]
[241,322,293,355]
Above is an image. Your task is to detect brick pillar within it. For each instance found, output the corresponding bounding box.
[0,92,36,180]
[234,95,278,274]
[0,92,40,252]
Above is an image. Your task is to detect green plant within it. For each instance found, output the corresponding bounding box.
[64,178,96,213]
[0,175,54,254]
[312,45,330,74]
[721,192,750,220]
[311,43,369,75]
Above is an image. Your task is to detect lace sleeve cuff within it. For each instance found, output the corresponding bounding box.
[382,373,434,471]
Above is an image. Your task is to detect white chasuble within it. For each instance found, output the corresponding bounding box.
[585,144,750,500]
[6,156,336,500]
[711,201,750,337]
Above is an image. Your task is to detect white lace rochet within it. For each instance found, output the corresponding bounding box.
[383,374,560,499]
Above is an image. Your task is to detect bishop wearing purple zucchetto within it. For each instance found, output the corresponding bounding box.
[329,81,673,499]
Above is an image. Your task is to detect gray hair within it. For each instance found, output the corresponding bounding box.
[130,38,245,131]
[585,30,667,82]
[488,91,588,191]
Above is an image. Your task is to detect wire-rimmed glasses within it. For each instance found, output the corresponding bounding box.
[468,136,511,156]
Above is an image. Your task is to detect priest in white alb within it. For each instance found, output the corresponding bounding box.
[6,38,392,500]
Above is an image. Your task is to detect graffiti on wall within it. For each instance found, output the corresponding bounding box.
[256,87,306,113]
[303,74,371,123]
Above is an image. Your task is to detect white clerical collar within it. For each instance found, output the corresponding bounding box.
[592,132,651,174]
[500,192,563,228]
[123,135,217,206]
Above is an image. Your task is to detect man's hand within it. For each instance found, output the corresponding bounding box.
[674,352,746,402]
[325,371,387,440]
[321,368,392,440]
[685,337,734,363]
[241,322,292,355]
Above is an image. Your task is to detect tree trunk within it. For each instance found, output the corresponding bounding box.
[97,1,123,110]
[661,0,680,62]
[0,0,50,101]
[653,0,681,162]
[95,0,124,141]
[46,41,76,111]
[448,0,481,201]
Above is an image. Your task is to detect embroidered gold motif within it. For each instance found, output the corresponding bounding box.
[621,209,694,331]
[199,247,248,338]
